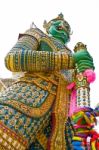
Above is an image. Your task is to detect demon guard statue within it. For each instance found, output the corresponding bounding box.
[0,13,98,150]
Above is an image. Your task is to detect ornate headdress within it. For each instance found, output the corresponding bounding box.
[43,13,71,34]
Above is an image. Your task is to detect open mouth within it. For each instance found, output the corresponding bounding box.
[57,26,63,30]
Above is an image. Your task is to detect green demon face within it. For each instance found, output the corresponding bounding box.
[48,20,70,44]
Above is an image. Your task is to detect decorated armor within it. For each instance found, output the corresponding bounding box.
[0,13,97,150]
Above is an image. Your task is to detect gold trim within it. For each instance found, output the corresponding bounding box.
[9,54,14,71]
[0,121,28,150]
[2,94,55,117]
[16,73,57,95]
[50,76,69,150]
[37,132,48,149]
[5,50,74,72]
[39,37,58,52]
[0,145,5,150]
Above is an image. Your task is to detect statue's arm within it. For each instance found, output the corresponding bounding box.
[73,42,95,73]
[5,33,39,72]
[5,50,74,72]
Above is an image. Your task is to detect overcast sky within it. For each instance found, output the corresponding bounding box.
[0,0,99,112]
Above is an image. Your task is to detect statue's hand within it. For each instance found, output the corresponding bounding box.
[73,42,95,73]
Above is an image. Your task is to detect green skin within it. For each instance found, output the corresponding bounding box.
[48,20,94,72]
[73,50,95,72]
[48,20,70,44]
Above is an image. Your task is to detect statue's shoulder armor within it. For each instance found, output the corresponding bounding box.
[18,28,46,41]
[18,28,72,54]
[18,28,54,51]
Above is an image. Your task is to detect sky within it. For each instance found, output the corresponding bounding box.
[0,0,99,126]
